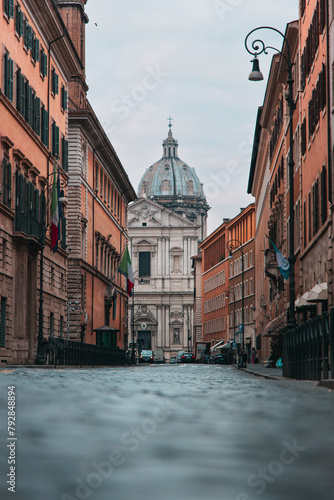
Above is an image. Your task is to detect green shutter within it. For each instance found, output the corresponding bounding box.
[55,73,59,95]
[35,38,40,62]
[62,87,68,111]
[62,138,68,171]
[43,53,48,77]
[34,97,41,135]
[19,11,24,36]
[9,0,14,18]
[16,68,21,113]
[27,25,32,50]
[0,298,6,348]
[25,80,30,123]
[4,51,8,97]
[21,73,26,117]
[61,217,67,250]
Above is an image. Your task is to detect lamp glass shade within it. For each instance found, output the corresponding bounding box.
[248,57,264,81]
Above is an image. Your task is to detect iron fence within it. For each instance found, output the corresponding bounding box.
[38,338,128,367]
[282,308,334,380]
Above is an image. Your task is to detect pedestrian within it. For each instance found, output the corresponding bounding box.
[251,347,257,364]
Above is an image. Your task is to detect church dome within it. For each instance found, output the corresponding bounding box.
[138,125,205,200]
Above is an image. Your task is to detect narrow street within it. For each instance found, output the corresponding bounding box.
[1,365,334,500]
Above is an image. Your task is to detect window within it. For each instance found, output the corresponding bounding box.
[40,46,47,77]
[2,157,12,207]
[321,167,327,224]
[4,0,14,19]
[52,121,59,157]
[4,50,13,101]
[24,18,32,50]
[62,136,68,171]
[31,31,40,63]
[41,104,49,147]
[51,68,59,95]
[15,3,24,36]
[0,297,6,347]
[139,251,151,277]
[61,85,68,111]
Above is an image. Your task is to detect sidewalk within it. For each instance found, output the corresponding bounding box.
[236,363,334,389]
[235,362,284,381]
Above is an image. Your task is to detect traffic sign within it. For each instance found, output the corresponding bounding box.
[239,324,244,332]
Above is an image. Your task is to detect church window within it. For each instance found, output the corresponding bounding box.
[139,252,151,277]
[161,180,170,194]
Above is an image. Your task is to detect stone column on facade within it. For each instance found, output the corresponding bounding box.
[166,238,170,275]
[166,305,170,348]
[157,237,161,276]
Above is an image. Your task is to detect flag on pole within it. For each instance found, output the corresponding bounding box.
[50,165,61,253]
[266,235,290,280]
[118,245,135,296]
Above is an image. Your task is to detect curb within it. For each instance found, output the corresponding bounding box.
[234,364,285,381]
[317,380,334,390]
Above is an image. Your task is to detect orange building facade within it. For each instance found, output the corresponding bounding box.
[199,205,255,357]
[0,0,135,364]
[56,0,136,349]
[0,0,78,363]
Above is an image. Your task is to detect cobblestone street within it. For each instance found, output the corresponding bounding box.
[1,365,334,500]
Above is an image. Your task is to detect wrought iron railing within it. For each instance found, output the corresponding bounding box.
[37,338,128,367]
[282,308,334,380]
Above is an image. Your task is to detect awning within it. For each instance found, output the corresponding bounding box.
[210,340,225,350]
[295,293,309,308]
[263,314,286,337]
[305,282,328,302]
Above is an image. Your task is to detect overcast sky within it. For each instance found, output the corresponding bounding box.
[84,1,298,235]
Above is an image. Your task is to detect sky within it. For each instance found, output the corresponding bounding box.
[84,0,298,236]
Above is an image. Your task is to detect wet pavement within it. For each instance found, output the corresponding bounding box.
[0,364,334,500]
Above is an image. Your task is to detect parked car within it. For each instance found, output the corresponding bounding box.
[169,356,176,364]
[180,352,196,363]
[213,354,229,364]
[153,349,165,363]
[139,350,154,363]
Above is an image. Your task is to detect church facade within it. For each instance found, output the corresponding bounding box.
[128,125,209,360]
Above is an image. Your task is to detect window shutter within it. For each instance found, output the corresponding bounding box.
[61,217,67,250]
[9,0,14,17]
[35,38,40,62]
[19,10,24,36]
[25,80,30,123]
[55,73,59,95]
[35,97,41,135]
[9,57,13,101]
[16,68,22,113]
[28,25,32,50]
[56,125,59,156]
[45,109,49,147]
[62,137,68,171]
[43,53,48,77]
[21,72,26,117]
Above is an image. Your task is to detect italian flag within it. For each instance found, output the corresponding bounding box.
[50,165,60,253]
[118,245,134,296]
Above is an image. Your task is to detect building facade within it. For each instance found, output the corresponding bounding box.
[0,0,79,363]
[198,204,255,358]
[0,0,135,364]
[128,126,209,360]
[56,0,136,349]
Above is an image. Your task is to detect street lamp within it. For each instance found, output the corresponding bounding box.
[245,26,296,329]
[227,239,244,349]
[36,163,68,364]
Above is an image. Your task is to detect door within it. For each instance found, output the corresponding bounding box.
[137,330,151,350]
